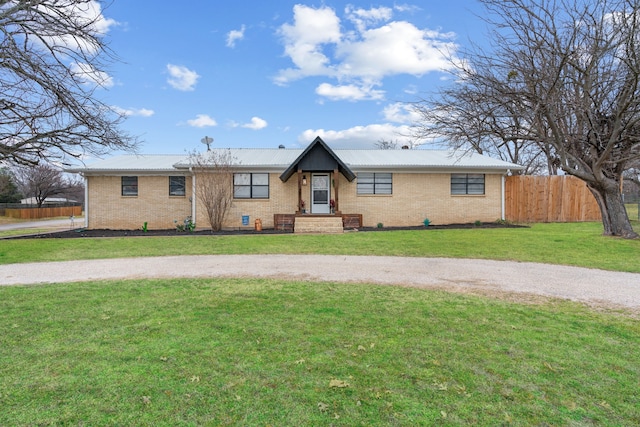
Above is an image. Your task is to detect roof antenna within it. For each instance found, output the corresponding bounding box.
[201,136,213,151]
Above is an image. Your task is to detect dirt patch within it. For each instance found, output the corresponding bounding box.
[9,222,526,239]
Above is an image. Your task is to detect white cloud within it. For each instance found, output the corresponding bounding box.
[393,4,421,13]
[242,116,268,130]
[345,5,392,32]
[79,0,117,36]
[299,123,414,149]
[404,84,419,95]
[113,106,155,117]
[275,5,458,102]
[382,102,422,123]
[70,62,114,88]
[166,64,200,91]
[187,114,217,128]
[274,5,342,85]
[35,1,117,54]
[315,83,384,101]
[336,21,456,80]
[226,25,246,48]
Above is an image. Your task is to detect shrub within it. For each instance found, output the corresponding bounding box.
[174,217,196,233]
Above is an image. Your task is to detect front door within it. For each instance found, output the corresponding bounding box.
[311,173,330,214]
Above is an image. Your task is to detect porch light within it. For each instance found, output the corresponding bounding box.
[302,175,307,185]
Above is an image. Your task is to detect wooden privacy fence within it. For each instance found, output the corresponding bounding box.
[505,175,601,223]
[4,205,82,220]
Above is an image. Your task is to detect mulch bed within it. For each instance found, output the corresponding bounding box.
[10,222,526,239]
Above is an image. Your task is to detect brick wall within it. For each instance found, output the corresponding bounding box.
[87,175,192,229]
[217,171,503,229]
[207,173,298,229]
[87,172,504,230]
[336,172,503,227]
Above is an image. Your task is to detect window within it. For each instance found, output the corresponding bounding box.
[451,174,485,195]
[169,176,186,196]
[357,173,392,194]
[121,176,138,196]
[234,173,269,199]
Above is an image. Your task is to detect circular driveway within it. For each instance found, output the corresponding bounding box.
[1,255,638,313]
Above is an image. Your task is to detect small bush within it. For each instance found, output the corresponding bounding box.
[376,222,384,228]
[474,220,482,227]
[174,217,196,233]
[423,218,430,227]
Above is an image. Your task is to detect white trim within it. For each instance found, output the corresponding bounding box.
[79,171,190,177]
[350,166,513,174]
[191,171,196,225]
[501,174,506,221]
[311,173,331,214]
[84,174,89,228]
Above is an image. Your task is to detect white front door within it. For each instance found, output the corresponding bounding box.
[311,173,330,214]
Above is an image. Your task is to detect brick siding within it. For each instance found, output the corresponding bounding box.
[207,171,503,228]
[87,175,192,230]
[336,172,503,227]
[214,173,298,229]
[87,172,503,230]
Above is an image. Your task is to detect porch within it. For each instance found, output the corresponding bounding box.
[279,136,358,219]
[274,213,363,233]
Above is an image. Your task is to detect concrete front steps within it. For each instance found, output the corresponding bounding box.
[294,216,344,234]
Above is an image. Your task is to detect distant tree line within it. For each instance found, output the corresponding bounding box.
[0,164,83,207]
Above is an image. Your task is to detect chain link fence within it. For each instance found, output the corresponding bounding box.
[623,195,640,220]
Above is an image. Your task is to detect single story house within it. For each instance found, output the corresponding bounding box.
[67,137,523,231]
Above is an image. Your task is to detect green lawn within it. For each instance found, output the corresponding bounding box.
[1,222,639,425]
[1,278,638,426]
[2,222,639,272]
[627,203,639,221]
[0,228,49,238]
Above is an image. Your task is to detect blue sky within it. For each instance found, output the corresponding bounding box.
[91,1,487,155]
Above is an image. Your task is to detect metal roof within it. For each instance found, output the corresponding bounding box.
[65,154,188,173]
[335,149,523,170]
[174,149,299,168]
[67,148,523,174]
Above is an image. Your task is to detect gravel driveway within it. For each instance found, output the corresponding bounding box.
[1,255,638,313]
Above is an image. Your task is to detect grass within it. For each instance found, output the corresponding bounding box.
[1,222,638,425]
[0,228,49,238]
[1,221,639,272]
[0,216,84,238]
[1,278,638,426]
[627,203,639,221]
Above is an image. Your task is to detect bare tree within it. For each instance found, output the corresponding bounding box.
[14,163,70,207]
[0,0,137,166]
[59,174,85,204]
[188,149,235,231]
[374,139,399,150]
[411,79,550,175]
[412,0,640,238]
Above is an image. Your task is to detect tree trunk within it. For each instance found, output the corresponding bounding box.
[587,180,639,239]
